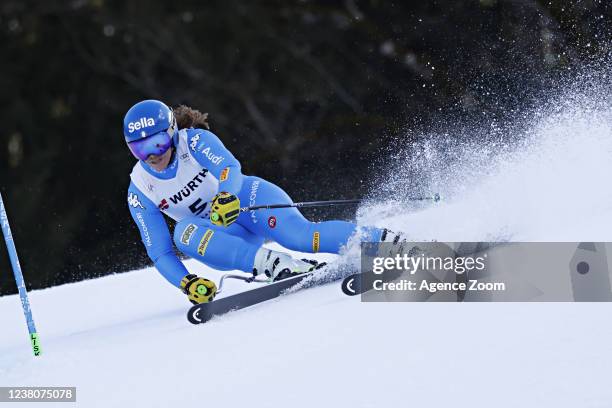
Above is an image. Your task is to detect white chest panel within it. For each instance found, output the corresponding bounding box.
[130,130,219,221]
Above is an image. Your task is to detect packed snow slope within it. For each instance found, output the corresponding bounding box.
[2,252,612,408]
[3,66,612,407]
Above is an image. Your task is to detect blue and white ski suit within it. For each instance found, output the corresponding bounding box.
[127,128,382,287]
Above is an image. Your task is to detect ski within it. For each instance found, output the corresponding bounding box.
[341,268,404,296]
[187,262,362,324]
[187,273,312,324]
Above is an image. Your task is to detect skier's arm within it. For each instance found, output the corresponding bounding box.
[127,182,189,288]
[188,129,244,194]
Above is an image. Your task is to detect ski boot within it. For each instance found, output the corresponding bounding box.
[379,228,429,258]
[378,228,405,256]
[252,248,325,282]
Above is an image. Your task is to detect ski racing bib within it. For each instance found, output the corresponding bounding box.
[129,129,219,221]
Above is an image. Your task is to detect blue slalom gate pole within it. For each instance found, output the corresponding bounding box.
[0,193,41,356]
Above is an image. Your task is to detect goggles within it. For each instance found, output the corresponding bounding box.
[127,120,177,161]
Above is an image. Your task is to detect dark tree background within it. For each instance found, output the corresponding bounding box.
[0,0,610,295]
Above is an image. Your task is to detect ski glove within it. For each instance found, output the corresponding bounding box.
[180,274,217,304]
[210,192,240,227]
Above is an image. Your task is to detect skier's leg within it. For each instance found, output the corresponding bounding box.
[236,176,383,254]
[269,211,367,253]
[174,217,264,272]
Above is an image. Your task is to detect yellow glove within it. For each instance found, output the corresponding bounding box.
[180,274,217,304]
[210,192,240,227]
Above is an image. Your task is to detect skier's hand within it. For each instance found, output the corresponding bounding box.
[180,274,217,304]
[210,192,240,227]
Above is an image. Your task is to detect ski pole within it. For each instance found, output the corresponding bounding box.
[240,193,440,212]
[241,199,361,212]
[0,193,41,357]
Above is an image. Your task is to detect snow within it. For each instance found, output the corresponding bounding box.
[3,69,612,408]
[2,247,612,407]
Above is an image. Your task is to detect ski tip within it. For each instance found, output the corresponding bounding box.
[187,304,210,325]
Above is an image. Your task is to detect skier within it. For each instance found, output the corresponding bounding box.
[125,100,401,304]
